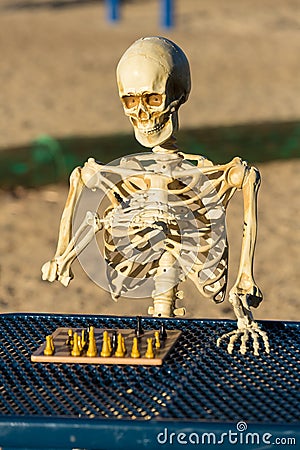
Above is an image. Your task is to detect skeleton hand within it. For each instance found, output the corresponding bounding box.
[217,321,270,356]
[42,211,102,288]
[217,285,270,355]
[41,258,73,287]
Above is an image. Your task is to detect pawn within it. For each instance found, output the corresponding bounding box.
[122,336,126,354]
[107,334,112,353]
[44,335,54,356]
[65,329,73,346]
[77,334,83,352]
[81,329,87,350]
[50,335,55,352]
[154,331,161,349]
[159,323,167,340]
[114,333,125,357]
[130,337,140,358]
[111,330,118,352]
[100,331,111,357]
[145,337,154,359]
[86,326,97,357]
[135,316,144,338]
[71,332,81,357]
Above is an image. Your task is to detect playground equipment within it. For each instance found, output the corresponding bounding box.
[106,0,174,28]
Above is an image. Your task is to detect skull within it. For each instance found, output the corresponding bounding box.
[116,37,191,148]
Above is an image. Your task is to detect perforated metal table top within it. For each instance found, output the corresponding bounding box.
[0,313,299,449]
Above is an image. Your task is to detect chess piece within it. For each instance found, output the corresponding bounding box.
[100,331,112,357]
[65,329,73,346]
[86,326,97,357]
[159,323,167,340]
[122,336,126,354]
[44,335,54,356]
[111,330,118,352]
[107,334,112,353]
[71,332,81,357]
[115,333,125,357]
[50,335,55,352]
[81,329,87,350]
[154,331,161,349]
[77,334,82,352]
[145,337,154,359]
[130,337,141,358]
[135,316,144,338]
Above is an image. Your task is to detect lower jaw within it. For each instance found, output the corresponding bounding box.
[135,119,173,148]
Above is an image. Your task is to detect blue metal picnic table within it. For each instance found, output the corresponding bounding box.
[0,313,299,449]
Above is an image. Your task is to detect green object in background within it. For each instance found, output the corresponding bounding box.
[177,121,300,162]
[0,120,299,188]
[31,135,67,185]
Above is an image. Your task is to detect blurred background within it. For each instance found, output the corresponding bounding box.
[0,0,299,321]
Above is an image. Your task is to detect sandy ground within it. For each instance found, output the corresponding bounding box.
[0,0,300,148]
[0,0,299,321]
[0,158,299,322]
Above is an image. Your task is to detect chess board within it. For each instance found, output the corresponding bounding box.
[31,327,181,366]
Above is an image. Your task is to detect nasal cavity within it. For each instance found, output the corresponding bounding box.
[138,107,149,120]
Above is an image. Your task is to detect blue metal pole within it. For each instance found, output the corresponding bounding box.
[161,0,174,28]
[106,0,120,23]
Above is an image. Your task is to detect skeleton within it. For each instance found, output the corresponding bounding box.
[42,37,269,355]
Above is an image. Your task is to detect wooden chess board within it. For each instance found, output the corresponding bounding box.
[31,327,181,366]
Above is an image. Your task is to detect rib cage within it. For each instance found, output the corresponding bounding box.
[98,153,238,303]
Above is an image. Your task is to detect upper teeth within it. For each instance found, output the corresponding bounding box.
[140,123,165,135]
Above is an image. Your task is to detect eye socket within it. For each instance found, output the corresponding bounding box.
[122,96,139,109]
[146,94,163,107]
